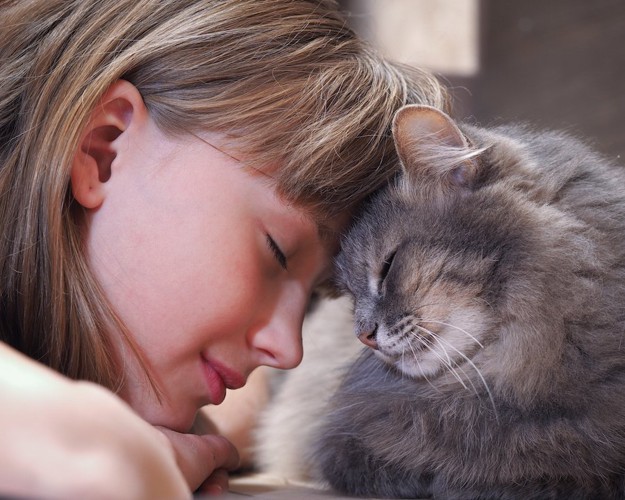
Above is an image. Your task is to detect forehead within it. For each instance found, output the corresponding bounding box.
[254,173,352,257]
[197,129,353,255]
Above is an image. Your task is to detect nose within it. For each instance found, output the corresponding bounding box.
[357,323,379,350]
[250,295,306,370]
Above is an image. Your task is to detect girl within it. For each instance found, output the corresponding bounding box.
[0,0,447,497]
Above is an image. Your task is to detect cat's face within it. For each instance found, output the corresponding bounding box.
[336,191,503,379]
[335,105,533,381]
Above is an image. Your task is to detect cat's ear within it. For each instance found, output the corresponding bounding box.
[392,104,477,192]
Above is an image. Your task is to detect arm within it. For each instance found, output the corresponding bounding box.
[0,342,189,499]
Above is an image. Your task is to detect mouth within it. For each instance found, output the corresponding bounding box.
[376,333,430,360]
[200,356,246,405]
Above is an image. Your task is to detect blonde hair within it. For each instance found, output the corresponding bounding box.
[0,0,448,388]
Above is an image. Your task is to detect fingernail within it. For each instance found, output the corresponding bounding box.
[205,484,224,496]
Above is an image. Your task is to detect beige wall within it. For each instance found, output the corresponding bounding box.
[345,0,480,77]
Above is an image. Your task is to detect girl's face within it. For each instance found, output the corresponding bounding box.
[84,121,336,431]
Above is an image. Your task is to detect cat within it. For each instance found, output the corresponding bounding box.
[306,105,625,499]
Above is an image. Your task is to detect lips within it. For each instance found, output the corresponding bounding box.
[201,356,246,405]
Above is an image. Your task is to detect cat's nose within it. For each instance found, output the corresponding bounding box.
[357,324,379,350]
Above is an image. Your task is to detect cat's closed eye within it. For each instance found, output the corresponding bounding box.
[378,249,397,291]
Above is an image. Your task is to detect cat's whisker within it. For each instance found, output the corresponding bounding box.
[396,315,414,329]
[417,322,453,367]
[417,318,484,348]
[407,317,485,396]
[449,361,479,395]
[408,332,440,391]
[429,330,498,421]
[407,317,444,362]
[432,334,482,396]
[400,322,414,338]
[399,345,408,377]
[414,324,498,419]
[409,328,464,387]
[417,328,470,390]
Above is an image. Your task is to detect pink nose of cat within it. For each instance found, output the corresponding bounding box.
[358,329,378,350]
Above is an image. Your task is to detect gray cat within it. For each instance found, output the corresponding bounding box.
[312,105,625,499]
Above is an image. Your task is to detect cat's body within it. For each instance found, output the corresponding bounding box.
[309,107,625,499]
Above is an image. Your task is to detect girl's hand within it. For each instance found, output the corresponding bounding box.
[156,424,240,495]
[200,367,271,469]
[0,342,190,500]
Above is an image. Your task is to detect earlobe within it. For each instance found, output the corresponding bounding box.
[70,80,146,209]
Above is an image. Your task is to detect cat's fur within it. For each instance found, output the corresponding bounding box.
[307,105,625,499]
[254,295,361,480]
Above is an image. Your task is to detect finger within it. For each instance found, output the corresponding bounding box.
[156,428,240,491]
[198,433,241,471]
[197,468,230,496]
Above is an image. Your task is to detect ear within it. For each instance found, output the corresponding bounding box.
[392,104,476,190]
[71,80,146,209]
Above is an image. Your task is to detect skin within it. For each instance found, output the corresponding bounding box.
[70,80,338,491]
[0,342,189,499]
[201,366,272,469]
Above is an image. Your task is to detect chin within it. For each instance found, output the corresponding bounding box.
[392,354,442,379]
[161,406,201,433]
[129,395,199,433]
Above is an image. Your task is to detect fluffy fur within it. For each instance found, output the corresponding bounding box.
[310,105,625,499]
[254,296,360,480]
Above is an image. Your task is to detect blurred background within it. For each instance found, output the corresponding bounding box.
[338,0,625,160]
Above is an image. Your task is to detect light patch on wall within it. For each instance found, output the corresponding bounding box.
[354,0,480,77]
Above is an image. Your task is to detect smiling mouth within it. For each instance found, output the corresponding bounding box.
[200,356,246,405]
[201,359,227,405]
[210,358,246,390]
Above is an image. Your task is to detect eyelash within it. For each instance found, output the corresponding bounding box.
[266,234,288,270]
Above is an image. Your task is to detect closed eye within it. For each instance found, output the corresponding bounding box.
[266,234,288,270]
[379,249,397,287]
